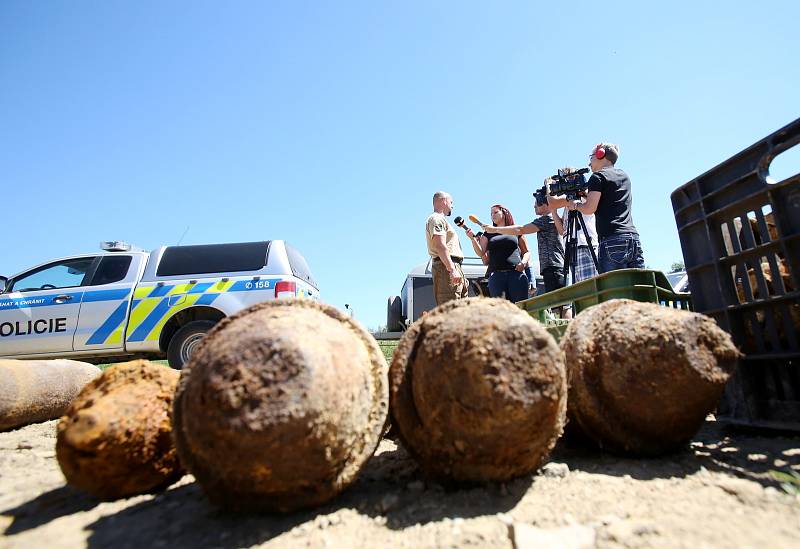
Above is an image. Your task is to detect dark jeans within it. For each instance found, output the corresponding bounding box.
[541,266,566,293]
[598,233,645,273]
[488,270,529,302]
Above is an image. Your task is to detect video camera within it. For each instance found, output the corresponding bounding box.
[549,167,590,199]
[533,185,548,207]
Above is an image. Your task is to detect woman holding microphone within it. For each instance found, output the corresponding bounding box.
[464,204,531,302]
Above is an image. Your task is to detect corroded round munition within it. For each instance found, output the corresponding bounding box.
[173,299,388,512]
[561,299,740,455]
[390,298,567,482]
[56,360,183,499]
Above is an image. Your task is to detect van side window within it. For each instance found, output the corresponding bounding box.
[10,258,97,293]
[156,242,270,277]
[285,244,318,289]
[90,256,133,286]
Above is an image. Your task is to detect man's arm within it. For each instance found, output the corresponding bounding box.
[432,233,462,283]
[480,223,539,235]
[552,208,565,236]
[575,191,601,215]
[546,194,570,209]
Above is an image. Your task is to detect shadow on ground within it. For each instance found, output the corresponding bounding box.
[3,485,102,535]
[5,419,797,548]
[551,419,800,489]
[81,443,530,549]
[689,421,800,487]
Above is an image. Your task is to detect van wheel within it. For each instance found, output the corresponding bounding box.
[167,320,217,369]
[469,279,488,297]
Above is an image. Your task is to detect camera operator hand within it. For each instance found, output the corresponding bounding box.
[547,193,572,210]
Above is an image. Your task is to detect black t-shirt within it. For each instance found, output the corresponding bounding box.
[484,232,522,272]
[587,167,638,238]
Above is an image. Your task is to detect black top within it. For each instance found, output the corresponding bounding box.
[484,231,522,272]
[587,167,638,238]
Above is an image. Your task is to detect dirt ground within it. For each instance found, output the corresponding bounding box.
[1,417,799,548]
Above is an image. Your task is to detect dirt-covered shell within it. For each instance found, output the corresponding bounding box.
[173,299,388,512]
[390,297,567,482]
[561,299,740,455]
[56,360,182,500]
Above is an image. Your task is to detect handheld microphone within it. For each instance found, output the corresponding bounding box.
[454,216,465,227]
[468,214,485,226]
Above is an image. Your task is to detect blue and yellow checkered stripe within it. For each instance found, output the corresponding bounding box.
[87,278,282,345]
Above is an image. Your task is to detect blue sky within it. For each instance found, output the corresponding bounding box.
[1,1,798,330]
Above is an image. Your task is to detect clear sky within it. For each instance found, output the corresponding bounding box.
[1,1,798,330]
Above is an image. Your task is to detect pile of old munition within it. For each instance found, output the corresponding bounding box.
[45,297,738,511]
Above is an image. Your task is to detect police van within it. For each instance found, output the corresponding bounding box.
[0,240,318,369]
[386,257,544,331]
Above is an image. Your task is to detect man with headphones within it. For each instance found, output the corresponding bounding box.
[566,143,645,273]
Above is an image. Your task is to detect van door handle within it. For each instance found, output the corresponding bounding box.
[53,295,74,303]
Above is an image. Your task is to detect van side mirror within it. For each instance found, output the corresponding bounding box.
[0,276,7,294]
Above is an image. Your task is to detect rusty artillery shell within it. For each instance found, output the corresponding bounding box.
[0,359,100,431]
[390,298,567,482]
[56,360,183,499]
[172,299,388,512]
[561,299,740,455]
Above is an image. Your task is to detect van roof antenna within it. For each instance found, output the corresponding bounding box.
[177,226,190,246]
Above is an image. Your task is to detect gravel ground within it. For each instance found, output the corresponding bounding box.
[1,417,799,548]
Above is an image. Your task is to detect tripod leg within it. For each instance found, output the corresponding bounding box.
[563,213,572,277]
[576,212,600,272]
[572,213,579,284]
[566,210,579,285]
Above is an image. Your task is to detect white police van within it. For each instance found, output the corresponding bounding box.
[0,240,318,369]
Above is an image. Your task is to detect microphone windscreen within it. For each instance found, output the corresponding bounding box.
[468,214,481,224]
[454,216,464,226]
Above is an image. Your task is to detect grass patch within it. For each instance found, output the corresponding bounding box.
[97,359,169,370]
[377,339,399,364]
[772,469,800,498]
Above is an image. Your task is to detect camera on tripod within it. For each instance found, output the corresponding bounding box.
[548,167,590,199]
